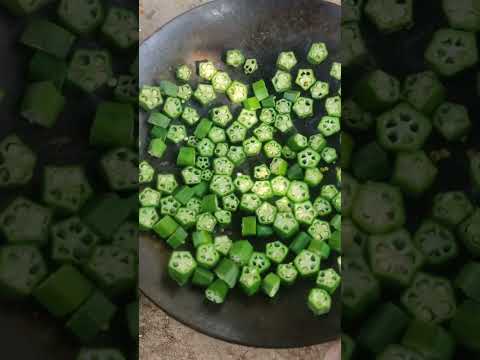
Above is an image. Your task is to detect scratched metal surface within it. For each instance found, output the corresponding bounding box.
[139,0,341,348]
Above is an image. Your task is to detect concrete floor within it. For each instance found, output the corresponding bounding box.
[139,1,341,359]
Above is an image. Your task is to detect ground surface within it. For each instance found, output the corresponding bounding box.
[139,1,340,359]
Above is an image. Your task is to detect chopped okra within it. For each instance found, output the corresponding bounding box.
[139,44,340,318]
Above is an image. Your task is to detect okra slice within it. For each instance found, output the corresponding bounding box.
[343,99,374,132]
[255,202,277,225]
[443,0,480,32]
[358,302,409,354]
[205,279,229,303]
[191,267,215,288]
[391,150,437,197]
[364,0,413,33]
[34,264,94,318]
[0,196,52,246]
[432,191,474,228]
[304,168,323,187]
[51,216,99,265]
[292,97,314,118]
[212,71,232,93]
[114,75,138,104]
[0,245,47,298]
[353,70,400,113]
[377,103,432,152]
[214,258,240,289]
[66,291,116,342]
[402,320,455,360]
[401,273,456,324]
[264,139,283,158]
[297,147,321,169]
[455,262,480,303]
[177,84,193,101]
[112,221,138,255]
[100,148,137,191]
[21,19,75,59]
[308,219,331,242]
[273,212,299,239]
[277,51,297,71]
[213,157,234,176]
[272,70,292,93]
[251,180,273,200]
[168,251,197,286]
[196,243,220,269]
[342,23,367,67]
[198,60,217,81]
[287,180,310,203]
[0,134,36,187]
[266,241,289,264]
[248,252,271,275]
[139,187,161,207]
[226,81,248,103]
[259,108,276,124]
[352,182,405,234]
[295,69,316,91]
[222,192,240,211]
[424,28,478,76]
[244,58,258,74]
[194,84,216,106]
[403,71,446,115]
[77,348,125,360]
[457,208,480,257]
[239,266,261,296]
[228,240,253,266]
[413,220,457,266]
[68,49,112,93]
[85,246,137,296]
[214,235,232,256]
[318,116,341,137]
[237,109,258,129]
[276,262,298,285]
[196,213,217,232]
[342,256,380,319]
[433,101,471,142]
[316,268,341,294]
[307,288,331,316]
[369,228,424,287]
[21,81,65,128]
[90,101,135,147]
[139,207,158,230]
[206,175,232,197]
[310,81,330,99]
[101,7,138,49]
[28,51,67,89]
[307,42,328,65]
[293,201,317,225]
[58,0,104,35]
[225,49,246,68]
[242,137,262,157]
[262,272,281,298]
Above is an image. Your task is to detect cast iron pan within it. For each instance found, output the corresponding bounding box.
[0,1,137,359]
[139,0,341,348]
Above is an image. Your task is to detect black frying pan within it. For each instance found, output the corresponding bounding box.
[139,0,341,348]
